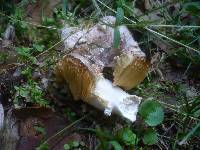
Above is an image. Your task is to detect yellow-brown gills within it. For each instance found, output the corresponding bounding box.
[55,54,95,100]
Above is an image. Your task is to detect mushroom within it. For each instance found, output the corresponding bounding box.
[55,16,149,122]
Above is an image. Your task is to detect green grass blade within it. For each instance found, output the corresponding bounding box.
[92,0,103,16]
[62,0,67,15]
[179,121,200,145]
[116,7,124,26]
[113,27,120,49]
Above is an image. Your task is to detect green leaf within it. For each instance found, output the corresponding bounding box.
[113,27,120,49]
[62,0,68,15]
[21,22,28,29]
[42,17,55,26]
[116,7,124,26]
[184,2,200,16]
[63,144,70,150]
[21,67,32,78]
[139,100,164,126]
[14,86,19,91]
[109,141,123,150]
[0,53,8,62]
[30,56,37,64]
[115,127,137,146]
[33,44,45,52]
[19,88,29,98]
[143,128,158,145]
[95,127,114,140]
[69,141,79,148]
[36,143,49,150]
[16,47,32,55]
[95,127,113,149]
[34,126,45,135]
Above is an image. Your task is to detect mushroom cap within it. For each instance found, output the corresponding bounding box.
[113,54,149,90]
[55,53,101,101]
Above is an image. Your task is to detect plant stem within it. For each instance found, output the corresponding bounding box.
[149,25,200,28]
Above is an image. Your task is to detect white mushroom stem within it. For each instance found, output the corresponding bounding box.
[88,77,141,122]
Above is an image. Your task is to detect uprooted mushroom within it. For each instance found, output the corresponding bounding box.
[55,16,149,122]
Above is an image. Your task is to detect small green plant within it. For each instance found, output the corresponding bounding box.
[16,46,37,63]
[0,53,8,63]
[94,124,159,149]
[115,127,138,146]
[54,8,77,26]
[142,128,158,145]
[14,80,49,108]
[137,100,164,146]
[34,125,46,135]
[172,85,200,146]
[36,143,49,150]
[63,141,83,150]
[16,43,45,63]
[63,108,77,121]
[177,86,200,119]
[139,100,164,126]
[32,44,45,52]
[95,126,136,150]
[14,67,49,108]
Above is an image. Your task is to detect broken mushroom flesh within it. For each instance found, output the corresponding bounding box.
[55,16,149,122]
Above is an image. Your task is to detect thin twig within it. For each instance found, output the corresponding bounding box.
[92,0,104,17]
[145,28,200,53]
[43,113,91,144]
[183,62,192,76]
[35,32,74,59]
[149,25,200,28]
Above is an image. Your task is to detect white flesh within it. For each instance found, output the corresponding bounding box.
[89,77,141,122]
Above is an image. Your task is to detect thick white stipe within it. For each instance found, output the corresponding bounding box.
[89,77,141,122]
